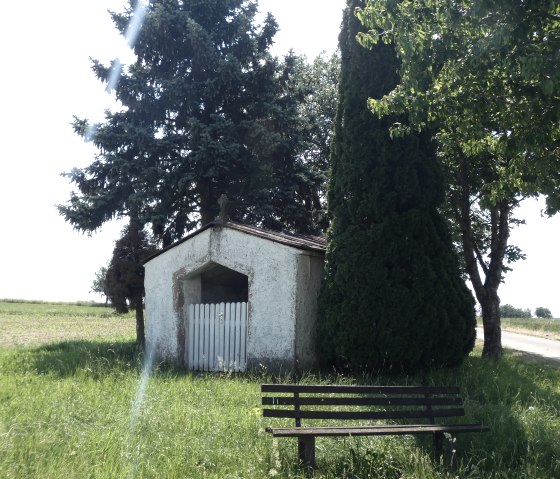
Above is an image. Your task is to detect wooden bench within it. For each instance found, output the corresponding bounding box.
[262,384,489,472]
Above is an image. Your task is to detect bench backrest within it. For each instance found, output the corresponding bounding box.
[261,384,465,427]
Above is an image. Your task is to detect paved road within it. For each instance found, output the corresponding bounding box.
[476,328,560,362]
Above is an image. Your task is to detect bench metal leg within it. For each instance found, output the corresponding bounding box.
[447,435,457,471]
[298,436,316,474]
[433,432,444,462]
[433,432,457,470]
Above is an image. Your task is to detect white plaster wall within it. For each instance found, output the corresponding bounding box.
[144,225,303,369]
[144,230,212,361]
[294,253,324,370]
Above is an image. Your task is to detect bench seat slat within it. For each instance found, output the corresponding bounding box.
[262,396,463,407]
[261,384,461,395]
[262,408,465,421]
[265,423,490,437]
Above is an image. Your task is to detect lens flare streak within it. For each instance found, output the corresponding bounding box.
[106,0,148,94]
[86,1,148,142]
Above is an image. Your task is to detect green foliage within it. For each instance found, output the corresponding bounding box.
[105,222,156,314]
[90,266,109,302]
[500,304,532,319]
[319,0,475,373]
[294,52,341,230]
[105,221,157,347]
[535,306,553,319]
[59,0,331,244]
[357,0,560,358]
[358,0,560,206]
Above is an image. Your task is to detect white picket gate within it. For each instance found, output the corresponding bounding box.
[186,302,248,372]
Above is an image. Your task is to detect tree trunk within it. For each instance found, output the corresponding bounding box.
[135,301,145,350]
[453,157,510,360]
[479,287,502,359]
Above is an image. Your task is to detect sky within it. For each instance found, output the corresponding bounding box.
[0,0,558,317]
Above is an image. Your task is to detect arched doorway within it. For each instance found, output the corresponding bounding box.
[183,262,249,372]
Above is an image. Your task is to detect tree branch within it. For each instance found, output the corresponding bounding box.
[486,200,512,287]
[473,240,490,277]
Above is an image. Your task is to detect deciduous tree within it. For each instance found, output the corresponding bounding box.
[105,220,157,348]
[294,52,341,230]
[357,0,560,359]
[90,266,109,305]
[535,307,553,319]
[500,304,531,319]
[358,0,560,358]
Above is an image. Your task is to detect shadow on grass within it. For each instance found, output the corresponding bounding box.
[251,352,560,477]
[12,342,559,477]
[27,339,140,378]
[456,352,560,475]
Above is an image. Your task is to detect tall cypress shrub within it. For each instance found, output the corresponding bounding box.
[319,0,476,372]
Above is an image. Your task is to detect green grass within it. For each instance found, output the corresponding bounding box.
[1,302,560,478]
[0,300,135,347]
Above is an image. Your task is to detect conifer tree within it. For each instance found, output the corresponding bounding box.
[59,0,325,246]
[58,1,335,346]
[319,0,476,372]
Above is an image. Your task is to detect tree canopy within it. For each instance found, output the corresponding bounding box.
[105,221,157,347]
[535,306,553,319]
[58,0,338,348]
[358,0,560,204]
[293,52,341,231]
[357,0,560,358]
[59,0,329,247]
[90,266,109,304]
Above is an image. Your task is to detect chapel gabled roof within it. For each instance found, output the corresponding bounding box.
[143,220,326,264]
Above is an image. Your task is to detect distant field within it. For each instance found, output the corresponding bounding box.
[501,317,560,340]
[0,300,135,347]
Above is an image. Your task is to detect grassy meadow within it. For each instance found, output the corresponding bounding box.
[0,300,135,347]
[1,301,560,478]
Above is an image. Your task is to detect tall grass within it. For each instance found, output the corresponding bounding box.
[2,342,559,478]
[501,317,560,339]
[1,302,560,478]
